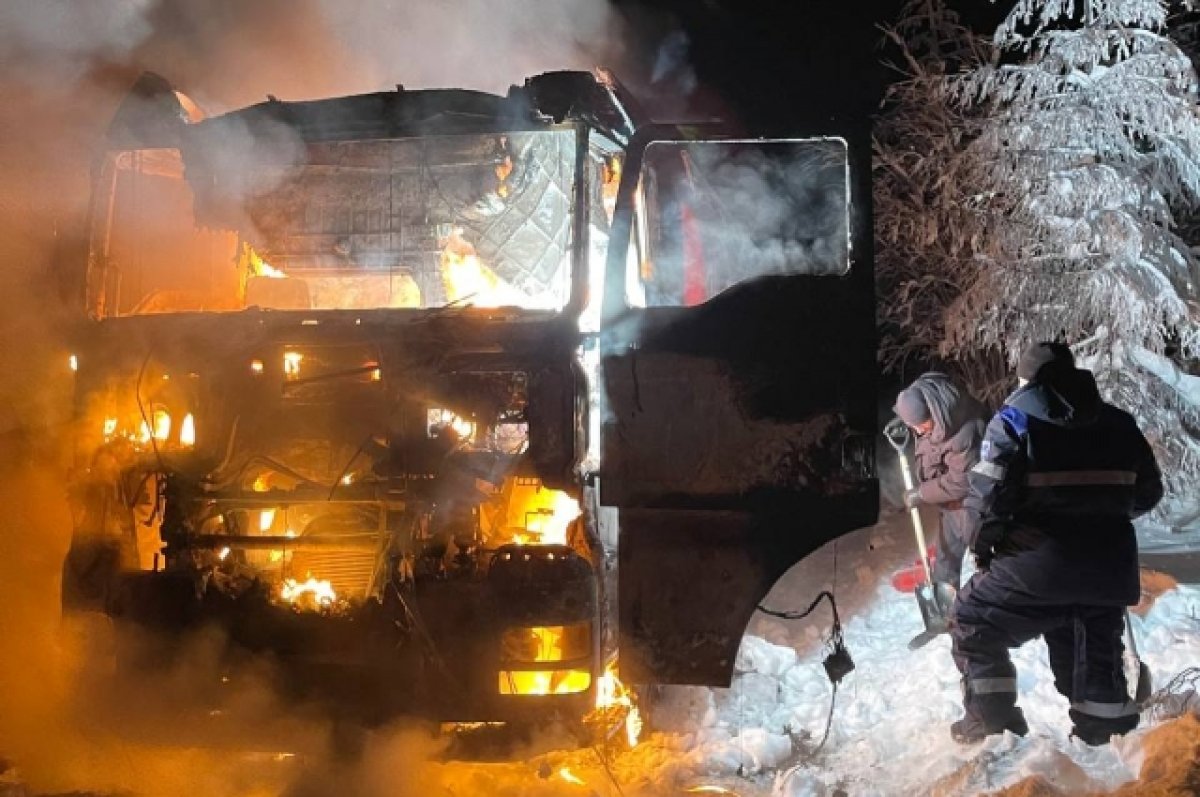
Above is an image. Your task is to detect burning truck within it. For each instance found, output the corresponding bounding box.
[60,70,877,730]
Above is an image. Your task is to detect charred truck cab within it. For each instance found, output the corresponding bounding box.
[62,70,877,725]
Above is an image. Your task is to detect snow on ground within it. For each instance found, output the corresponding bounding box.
[420,515,1198,797]
[1,507,1196,796]
[637,515,1200,796]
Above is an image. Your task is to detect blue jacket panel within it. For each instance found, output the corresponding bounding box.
[965,369,1163,605]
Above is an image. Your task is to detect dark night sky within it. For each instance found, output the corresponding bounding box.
[615,0,1011,131]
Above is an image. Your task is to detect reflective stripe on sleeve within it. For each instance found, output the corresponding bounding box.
[1071,699,1140,719]
[1026,470,1137,488]
[972,460,1006,480]
[970,677,1017,694]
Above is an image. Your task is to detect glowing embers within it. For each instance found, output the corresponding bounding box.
[278,576,337,612]
[497,668,591,696]
[558,768,585,786]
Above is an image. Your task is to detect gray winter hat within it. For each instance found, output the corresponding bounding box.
[894,386,931,426]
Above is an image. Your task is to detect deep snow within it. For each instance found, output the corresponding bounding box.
[637,515,1200,796]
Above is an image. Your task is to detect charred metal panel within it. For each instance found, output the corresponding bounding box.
[601,275,877,508]
[617,499,872,685]
[599,129,878,686]
[617,510,761,684]
[488,544,596,624]
[602,352,851,506]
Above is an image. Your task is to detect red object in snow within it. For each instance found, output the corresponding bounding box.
[891,546,938,593]
[680,202,707,306]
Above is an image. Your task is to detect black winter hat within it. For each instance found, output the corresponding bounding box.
[1017,341,1074,382]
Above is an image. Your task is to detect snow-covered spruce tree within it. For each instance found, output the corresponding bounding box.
[940,0,1200,512]
[874,1,1016,395]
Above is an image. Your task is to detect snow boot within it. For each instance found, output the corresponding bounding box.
[950,710,1028,744]
[1069,711,1138,747]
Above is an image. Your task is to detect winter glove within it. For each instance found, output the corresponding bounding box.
[971,519,1008,572]
[972,546,993,572]
[903,488,923,510]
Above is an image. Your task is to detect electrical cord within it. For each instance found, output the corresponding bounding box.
[757,568,850,757]
[757,590,842,627]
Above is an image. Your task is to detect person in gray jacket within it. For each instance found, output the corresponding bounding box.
[893,372,988,592]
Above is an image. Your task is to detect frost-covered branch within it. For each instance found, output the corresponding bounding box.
[876,0,1200,516]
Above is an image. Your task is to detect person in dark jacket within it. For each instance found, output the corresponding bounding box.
[950,342,1164,745]
[893,373,988,593]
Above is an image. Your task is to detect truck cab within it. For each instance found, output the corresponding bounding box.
[62,70,876,726]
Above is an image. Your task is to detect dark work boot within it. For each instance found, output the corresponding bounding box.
[950,709,1029,744]
[1069,710,1138,747]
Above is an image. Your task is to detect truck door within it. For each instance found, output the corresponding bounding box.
[599,129,877,685]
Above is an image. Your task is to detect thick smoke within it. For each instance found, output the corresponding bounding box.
[0,1,635,793]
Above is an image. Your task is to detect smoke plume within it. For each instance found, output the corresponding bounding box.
[0,1,637,793]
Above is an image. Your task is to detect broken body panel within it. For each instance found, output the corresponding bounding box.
[63,70,876,724]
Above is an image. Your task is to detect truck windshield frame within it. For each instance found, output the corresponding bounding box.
[86,128,587,319]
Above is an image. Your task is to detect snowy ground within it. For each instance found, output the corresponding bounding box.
[617,515,1200,796]
[2,500,1197,796]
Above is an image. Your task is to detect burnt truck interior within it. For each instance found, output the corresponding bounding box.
[62,70,877,728]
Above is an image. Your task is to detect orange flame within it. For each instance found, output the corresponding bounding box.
[498,668,591,695]
[510,488,581,546]
[180,413,196,448]
[558,767,585,786]
[439,230,526,308]
[247,244,286,279]
[279,576,336,610]
[595,661,643,748]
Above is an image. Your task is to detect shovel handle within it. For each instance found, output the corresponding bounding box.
[890,429,934,586]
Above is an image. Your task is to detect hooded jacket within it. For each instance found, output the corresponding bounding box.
[966,367,1163,605]
[901,374,988,507]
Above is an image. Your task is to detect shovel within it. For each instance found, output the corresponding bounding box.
[884,419,953,649]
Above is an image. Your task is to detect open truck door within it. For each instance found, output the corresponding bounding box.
[599,129,877,685]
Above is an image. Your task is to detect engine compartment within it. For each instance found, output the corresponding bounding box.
[65,310,605,720]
